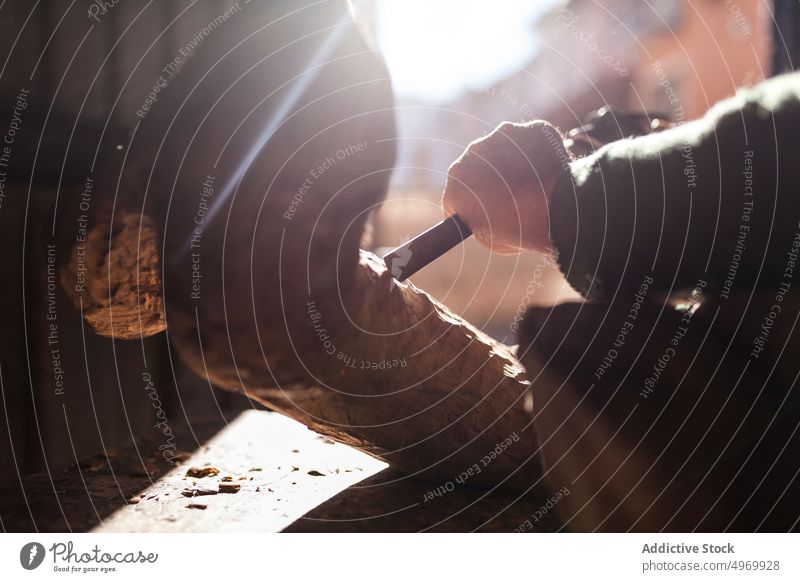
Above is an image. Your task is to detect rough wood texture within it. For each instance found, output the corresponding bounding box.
[172,250,539,489]
[61,212,165,339]
[57,0,543,492]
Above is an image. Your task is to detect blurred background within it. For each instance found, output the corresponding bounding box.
[359,0,791,341]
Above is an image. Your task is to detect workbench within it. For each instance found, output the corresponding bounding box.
[0,410,558,533]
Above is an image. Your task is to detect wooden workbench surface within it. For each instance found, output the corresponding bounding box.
[0,410,557,532]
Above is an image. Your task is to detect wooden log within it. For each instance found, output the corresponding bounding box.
[57,0,542,489]
[170,249,539,488]
[61,211,164,339]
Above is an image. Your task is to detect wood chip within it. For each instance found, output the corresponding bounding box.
[127,496,141,504]
[185,466,220,478]
[218,483,241,494]
[307,470,326,477]
[220,476,233,482]
[186,503,207,510]
[181,487,218,497]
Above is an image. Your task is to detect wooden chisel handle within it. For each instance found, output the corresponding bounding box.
[382,214,472,281]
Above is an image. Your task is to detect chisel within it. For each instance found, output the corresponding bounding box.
[382,214,472,281]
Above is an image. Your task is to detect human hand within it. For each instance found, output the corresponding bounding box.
[442,120,570,255]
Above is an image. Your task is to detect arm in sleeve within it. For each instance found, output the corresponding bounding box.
[548,73,800,301]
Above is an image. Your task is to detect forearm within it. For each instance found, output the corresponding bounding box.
[549,73,800,301]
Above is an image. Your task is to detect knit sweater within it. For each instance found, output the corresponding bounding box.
[549,73,800,302]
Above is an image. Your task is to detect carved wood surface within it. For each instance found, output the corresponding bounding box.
[57,1,544,493]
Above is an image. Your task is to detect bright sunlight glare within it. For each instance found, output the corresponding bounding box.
[375,0,562,103]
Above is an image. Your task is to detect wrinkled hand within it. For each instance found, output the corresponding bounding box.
[442,120,570,255]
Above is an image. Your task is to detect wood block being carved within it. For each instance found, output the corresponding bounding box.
[58,0,543,490]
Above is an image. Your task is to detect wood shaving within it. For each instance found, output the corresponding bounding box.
[181,487,217,497]
[185,466,219,478]
[218,483,241,494]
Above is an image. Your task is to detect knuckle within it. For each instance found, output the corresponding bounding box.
[447,158,465,175]
[496,121,516,133]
